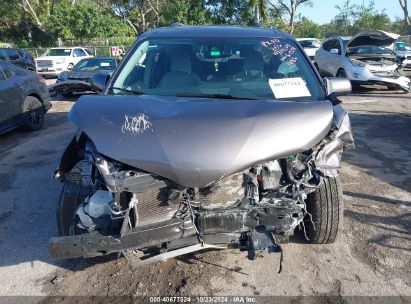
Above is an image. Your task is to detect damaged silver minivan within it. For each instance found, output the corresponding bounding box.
[49,26,354,269]
[315,30,411,92]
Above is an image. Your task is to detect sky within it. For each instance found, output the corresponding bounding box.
[300,0,404,24]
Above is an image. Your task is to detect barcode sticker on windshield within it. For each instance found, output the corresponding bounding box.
[100,62,110,67]
[269,77,311,98]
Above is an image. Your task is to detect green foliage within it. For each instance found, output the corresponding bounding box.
[161,0,212,26]
[293,17,322,38]
[323,0,398,37]
[49,0,133,44]
[1,0,409,47]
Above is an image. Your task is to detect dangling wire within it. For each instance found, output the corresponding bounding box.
[181,188,204,245]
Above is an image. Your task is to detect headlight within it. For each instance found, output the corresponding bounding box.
[56,58,66,64]
[350,59,366,68]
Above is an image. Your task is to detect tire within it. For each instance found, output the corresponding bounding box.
[305,176,343,244]
[22,96,44,131]
[56,181,91,236]
[336,68,347,78]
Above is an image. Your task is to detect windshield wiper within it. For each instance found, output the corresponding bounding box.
[110,87,145,96]
[176,93,257,100]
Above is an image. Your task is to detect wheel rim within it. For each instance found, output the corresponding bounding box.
[26,100,43,126]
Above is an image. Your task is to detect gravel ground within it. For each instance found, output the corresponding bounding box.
[0,82,410,302]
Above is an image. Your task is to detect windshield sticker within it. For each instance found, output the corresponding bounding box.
[121,114,152,135]
[64,49,71,53]
[261,39,297,66]
[269,77,311,98]
[100,62,110,67]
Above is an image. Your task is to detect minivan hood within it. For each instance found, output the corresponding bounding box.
[347,30,399,48]
[69,95,334,188]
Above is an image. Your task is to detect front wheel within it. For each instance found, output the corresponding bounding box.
[22,96,44,131]
[305,176,343,244]
[336,68,347,78]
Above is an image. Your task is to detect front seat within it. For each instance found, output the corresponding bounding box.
[243,50,264,77]
[234,50,265,80]
[159,51,200,88]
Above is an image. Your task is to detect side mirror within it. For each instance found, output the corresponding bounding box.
[90,73,110,93]
[330,48,339,54]
[324,77,352,96]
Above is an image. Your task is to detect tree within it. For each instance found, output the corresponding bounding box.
[293,17,321,38]
[398,0,410,32]
[49,0,133,44]
[249,0,268,25]
[161,0,211,26]
[96,0,164,35]
[352,1,391,33]
[270,0,313,34]
[334,0,355,35]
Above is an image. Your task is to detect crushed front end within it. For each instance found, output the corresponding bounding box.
[49,104,353,267]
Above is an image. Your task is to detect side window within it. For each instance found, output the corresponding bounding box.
[322,40,333,52]
[323,39,340,54]
[0,50,6,61]
[6,49,20,61]
[74,49,87,57]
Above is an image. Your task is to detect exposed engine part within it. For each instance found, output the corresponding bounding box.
[75,190,124,231]
[245,169,260,203]
[259,160,283,190]
[242,227,284,273]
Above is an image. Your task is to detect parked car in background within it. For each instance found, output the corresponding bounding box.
[35,47,93,77]
[49,26,354,268]
[49,57,118,97]
[394,41,411,67]
[296,38,321,61]
[0,61,51,134]
[315,31,411,92]
[0,48,36,72]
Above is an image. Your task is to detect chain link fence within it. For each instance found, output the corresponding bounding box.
[25,45,133,59]
[399,35,411,44]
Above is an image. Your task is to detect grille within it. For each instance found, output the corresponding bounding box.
[36,60,53,67]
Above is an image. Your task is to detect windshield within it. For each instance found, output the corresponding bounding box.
[111,37,324,100]
[396,43,411,51]
[43,48,72,56]
[73,58,116,71]
[347,45,392,55]
[298,40,321,48]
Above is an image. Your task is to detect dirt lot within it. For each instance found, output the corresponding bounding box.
[0,84,410,302]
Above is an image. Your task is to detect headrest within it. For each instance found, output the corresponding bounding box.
[244,50,264,72]
[170,51,191,73]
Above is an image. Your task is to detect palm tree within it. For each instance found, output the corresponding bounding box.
[250,0,268,25]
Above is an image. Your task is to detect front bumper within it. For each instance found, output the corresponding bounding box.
[349,67,411,92]
[48,80,93,94]
[49,202,303,259]
[36,64,67,76]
